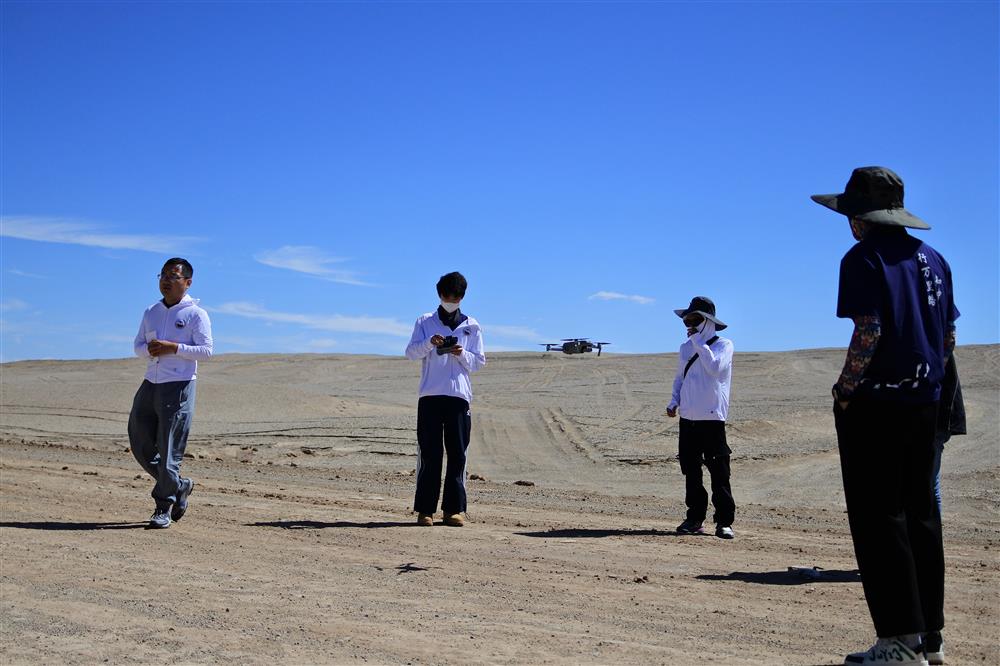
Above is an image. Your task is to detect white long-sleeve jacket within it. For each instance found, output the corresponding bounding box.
[133,294,213,383]
[668,336,733,421]
[405,311,486,404]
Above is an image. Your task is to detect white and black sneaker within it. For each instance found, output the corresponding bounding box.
[171,478,193,522]
[676,519,705,535]
[148,508,171,529]
[715,525,735,539]
[844,638,928,665]
[924,630,943,665]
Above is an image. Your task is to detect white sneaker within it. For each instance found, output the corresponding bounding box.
[924,631,943,665]
[844,638,928,665]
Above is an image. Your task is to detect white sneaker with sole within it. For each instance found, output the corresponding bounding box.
[923,631,943,665]
[844,638,928,665]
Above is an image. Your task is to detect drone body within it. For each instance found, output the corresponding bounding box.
[540,338,611,356]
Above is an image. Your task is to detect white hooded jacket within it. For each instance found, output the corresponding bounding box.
[133,294,213,383]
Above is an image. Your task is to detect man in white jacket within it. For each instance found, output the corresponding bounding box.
[666,296,736,539]
[405,272,486,527]
[129,258,213,529]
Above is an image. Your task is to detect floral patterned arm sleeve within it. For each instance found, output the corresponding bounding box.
[836,315,881,397]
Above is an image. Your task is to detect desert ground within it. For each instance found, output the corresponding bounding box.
[1,345,997,665]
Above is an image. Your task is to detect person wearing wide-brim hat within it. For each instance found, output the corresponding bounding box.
[812,166,959,666]
[665,296,736,540]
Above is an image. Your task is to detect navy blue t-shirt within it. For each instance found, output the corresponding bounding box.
[837,228,959,403]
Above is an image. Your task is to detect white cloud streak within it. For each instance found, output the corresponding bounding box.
[8,268,48,279]
[485,324,542,340]
[1,216,200,253]
[254,245,371,286]
[0,299,29,313]
[305,338,339,350]
[212,302,411,337]
[589,291,655,305]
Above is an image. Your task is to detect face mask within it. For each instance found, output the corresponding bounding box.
[690,318,716,341]
[440,300,460,314]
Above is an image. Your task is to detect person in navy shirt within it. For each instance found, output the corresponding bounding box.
[812,167,957,666]
[404,272,486,527]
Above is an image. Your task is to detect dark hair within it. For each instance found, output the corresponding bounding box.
[436,271,467,298]
[163,257,193,279]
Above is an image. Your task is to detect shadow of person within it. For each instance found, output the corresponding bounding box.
[247,520,419,530]
[515,528,674,539]
[0,521,147,531]
[696,569,861,585]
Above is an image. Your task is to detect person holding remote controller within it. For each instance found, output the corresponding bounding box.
[404,272,486,527]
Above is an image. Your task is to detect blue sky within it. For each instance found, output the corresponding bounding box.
[1,1,997,361]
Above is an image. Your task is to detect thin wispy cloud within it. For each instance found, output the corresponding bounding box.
[589,291,655,305]
[8,268,48,279]
[1,216,200,253]
[212,302,411,337]
[0,299,29,313]
[93,334,134,345]
[485,324,542,341]
[306,338,339,350]
[254,245,371,286]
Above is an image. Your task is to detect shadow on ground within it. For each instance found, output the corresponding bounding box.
[696,569,861,585]
[0,521,147,531]
[248,520,419,529]
[515,528,680,539]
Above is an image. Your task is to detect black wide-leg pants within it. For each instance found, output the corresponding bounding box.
[834,396,944,637]
[678,418,735,527]
[414,395,471,515]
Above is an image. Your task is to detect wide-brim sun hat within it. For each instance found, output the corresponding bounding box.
[674,296,727,330]
[810,166,930,230]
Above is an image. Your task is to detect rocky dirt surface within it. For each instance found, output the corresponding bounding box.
[1,346,997,664]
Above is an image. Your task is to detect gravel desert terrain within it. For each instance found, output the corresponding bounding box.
[1,346,997,664]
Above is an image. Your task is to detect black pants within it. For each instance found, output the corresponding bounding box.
[414,395,471,515]
[678,418,735,527]
[834,397,944,637]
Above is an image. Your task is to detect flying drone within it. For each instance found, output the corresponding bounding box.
[539,338,611,356]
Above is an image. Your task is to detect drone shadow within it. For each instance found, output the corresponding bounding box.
[696,569,861,585]
[0,521,147,531]
[248,520,419,530]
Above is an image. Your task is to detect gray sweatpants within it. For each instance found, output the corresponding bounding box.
[128,379,196,510]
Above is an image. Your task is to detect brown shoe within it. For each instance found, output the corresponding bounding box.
[442,513,465,527]
[416,513,434,526]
